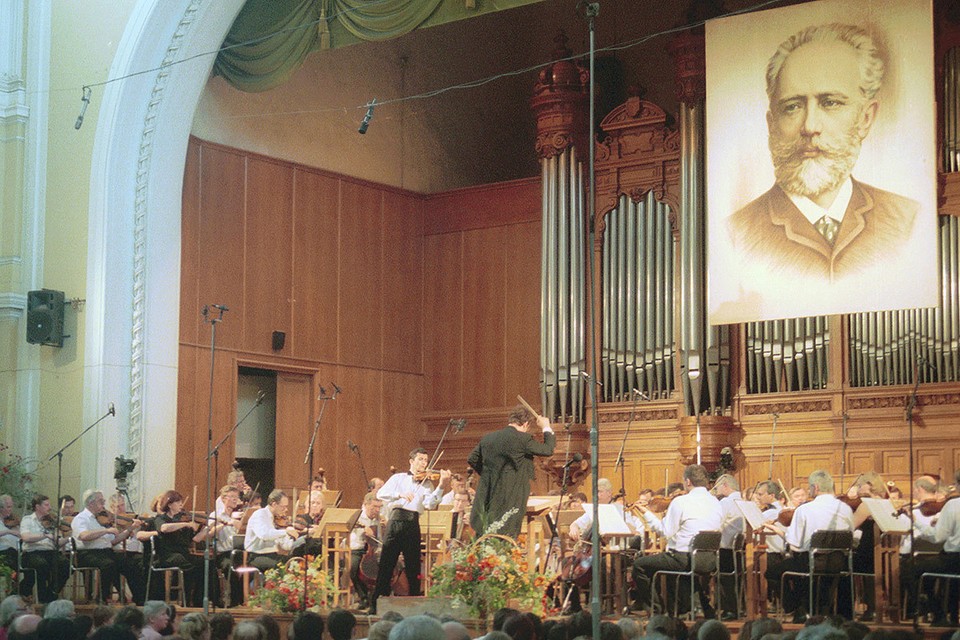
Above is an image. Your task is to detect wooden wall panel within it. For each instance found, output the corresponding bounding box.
[197,146,246,350]
[423,233,463,411]
[504,220,542,407]
[326,366,377,499]
[274,372,315,491]
[382,371,424,467]
[462,226,506,408]
[382,192,423,374]
[244,158,293,354]
[292,170,339,362]
[339,182,383,369]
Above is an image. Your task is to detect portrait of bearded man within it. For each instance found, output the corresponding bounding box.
[706,3,937,325]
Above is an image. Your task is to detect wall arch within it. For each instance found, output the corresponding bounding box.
[84,0,244,504]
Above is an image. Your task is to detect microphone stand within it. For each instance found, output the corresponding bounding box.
[48,405,116,590]
[206,389,264,607]
[545,425,574,582]
[201,303,227,614]
[615,391,642,502]
[303,383,340,610]
[348,442,371,491]
[907,357,922,632]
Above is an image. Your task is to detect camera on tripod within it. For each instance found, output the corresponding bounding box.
[114,456,136,488]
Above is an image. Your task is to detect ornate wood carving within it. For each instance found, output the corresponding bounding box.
[594,96,681,232]
[741,400,832,415]
[667,29,706,104]
[677,415,738,471]
[530,31,589,160]
[599,406,680,423]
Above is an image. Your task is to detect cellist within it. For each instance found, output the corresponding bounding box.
[349,492,383,610]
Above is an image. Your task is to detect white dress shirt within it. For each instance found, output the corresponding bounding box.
[208,510,237,551]
[784,493,854,552]
[719,491,745,549]
[377,472,443,516]
[916,498,960,553]
[0,521,18,552]
[71,508,116,550]
[349,510,380,551]
[244,507,290,554]
[643,486,722,552]
[21,513,56,552]
[760,502,785,554]
[572,503,642,538]
[897,506,938,555]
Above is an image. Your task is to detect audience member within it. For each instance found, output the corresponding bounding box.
[209,613,235,640]
[179,612,210,640]
[599,620,624,640]
[234,621,266,640]
[140,602,170,640]
[616,617,642,640]
[254,615,280,640]
[91,605,116,630]
[41,600,73,619]
[750,618,783,640]
[8,613,41,640]
[387,615,444,640]
[328,608,356,640]
[112,606,144,636]
[696,620,729,640]
[36,617,79,640]
[483,633,512,640]
[366,620,395,640]
[493,608,520,632]
[442,621,471,640]
[73,614,93,638]
[289,612,323,640]
[502,613,535,640]
[89,626,138,640]
[796,624,847,640]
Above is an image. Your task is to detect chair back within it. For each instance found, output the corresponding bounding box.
[809,529,852,574]
[690,530,722,573]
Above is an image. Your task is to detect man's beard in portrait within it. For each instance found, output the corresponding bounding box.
[769,119,863,200]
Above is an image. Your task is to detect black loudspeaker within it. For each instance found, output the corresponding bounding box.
[272,330,285,351]
[26,289,66,347]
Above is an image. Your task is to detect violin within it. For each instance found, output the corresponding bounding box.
[2,514,20,528]
[413,470,442,483]
[173,510,209,526]
[838,495,863,511]
[40,513,73,536]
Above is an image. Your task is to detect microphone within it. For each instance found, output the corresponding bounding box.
[632,388,650,401]
[74,86,91,130]
[212,304,229,312]
[358,98,376,134]
[563,453,584,469]
[917,356,937,372]
[201,305,209,317]
[450,418,467,432]
[108,402,115,416]
[331,382,343,396]
[580,371,603,387]
[255,390,265,405]
[318,387,327,399]
[347,440,358,453]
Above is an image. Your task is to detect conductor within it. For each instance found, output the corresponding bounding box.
[468,403,556,538]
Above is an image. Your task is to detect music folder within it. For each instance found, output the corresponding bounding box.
[734,499,767,530]
[861,497,910,533]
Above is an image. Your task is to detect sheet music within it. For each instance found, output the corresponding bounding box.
[734,499,767,530]
[861,497,910,533]
[581,503,634,535]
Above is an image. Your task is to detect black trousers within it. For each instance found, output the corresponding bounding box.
[718,548,739,615]
[77,548,146,604]
[157,551,218,607]
[901,551,960,621]
[21,550,69,603]
[248,552,284,574]
[633,550,712,615]
[373,513,422,603]
[765,551,847,616]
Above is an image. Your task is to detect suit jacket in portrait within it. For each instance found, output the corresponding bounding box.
[727,178,919,284]
[468,426,556,538]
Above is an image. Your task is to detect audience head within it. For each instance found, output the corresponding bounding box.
[617,616,642,640]
[697,620,730,640]
[366,620,396,640]
[442,621,471,640]
[380,610,404,623]
[179,612,210,640]
[209,612,235,640]
[600,620,625,640]
[142,601,169,631]
[254,615,280,640]
[751,617,784,640]
[112,606,144,634]
[492,607,520,632]
[327,608,356,640]
[289,611,324,640]
[91,605,116,629]
[483,633,512,640]
[502,612,536,640]
[0,596,28,628]
[36,617,80,640]
[73,615,93,638]
[8,613,41,640]
[797,624,847,640]
[89,626,138,640]
[42,599,74,619]
[387,615,444,640]
[234,621,267,640]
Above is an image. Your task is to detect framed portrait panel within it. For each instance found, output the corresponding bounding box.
[706,0,937,325]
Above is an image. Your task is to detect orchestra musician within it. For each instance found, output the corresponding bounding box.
[713,474,745,619]
[450,490,472,542]
[59,496,77,518]
[348,492,383,610]
[763,470,854,623]
[244,489,303,573]
[753,481,785,565]
[294,490,325,558]
[568,478,642,541]
[71,490,146,604]
[843,472,888,620]
[0,494,21,574]
[897,476,940,556]
[19,493,70,603]
[788,486,810,508]
[468,404,555,539]
[632,465,722,617]
[372,447,451,614]
[901,469,960,626]
[153,490,218,607]
[207,485,243,607]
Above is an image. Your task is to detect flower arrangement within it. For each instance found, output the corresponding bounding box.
[248,555,336,613]
[0,443,34,507]
[430,511,555,619]
[0,558,14,598]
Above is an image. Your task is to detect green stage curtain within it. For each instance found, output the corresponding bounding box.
[214,0,542,93]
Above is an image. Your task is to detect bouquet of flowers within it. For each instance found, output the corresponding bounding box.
[0,443,34,508]
[430,514,555,619]
[248,555,336,613]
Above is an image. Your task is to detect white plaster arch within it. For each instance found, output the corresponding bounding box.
[84,0,245,506]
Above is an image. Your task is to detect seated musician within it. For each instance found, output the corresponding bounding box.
[902,469,960,626]
[59,496,77,518]
[153,490,217,607]
[712,474,745,619]
[844,471,889,621]
[294,490,325,558]
[440,474,465,506]
[371,447,451,614]
[349,492,383,610]
[0,494,21,572]
[450,490,472,542]
[632,465,722,617]
[635,489,654,509]
[763,470,854,623]
[753,481,785,564]
[206,485,242,607]
[244,489,302,573]
[108,492,154,594]
[19,493,70,603]
[788,486,810,508]
[217,468,250,517]
[71,490,146,604]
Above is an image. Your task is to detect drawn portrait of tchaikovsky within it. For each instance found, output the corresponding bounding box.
[708,8,937,326]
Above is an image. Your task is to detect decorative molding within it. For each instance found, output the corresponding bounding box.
[0,292,27,320]
[599,407,680,422]
[530,31,588,160]
[741,399,832,415]
[125,0,203,507]
[667,30,705,104]
[0,256,23,266]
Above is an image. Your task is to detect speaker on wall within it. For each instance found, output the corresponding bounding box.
[272,330,285,351]
[26,289,65,347]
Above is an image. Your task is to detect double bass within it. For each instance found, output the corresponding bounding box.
[357,517,409,595]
